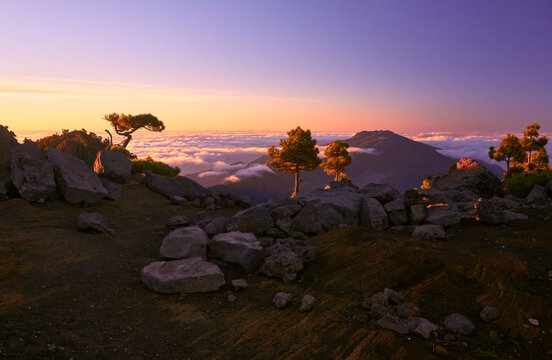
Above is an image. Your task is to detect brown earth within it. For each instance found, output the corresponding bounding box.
[0,185,551,359]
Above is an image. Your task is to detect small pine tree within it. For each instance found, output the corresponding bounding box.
[520,123,548,171]
[104,113,165,148]
[266,126,322,198]
[488,133,525,177]
[321,140,352,182]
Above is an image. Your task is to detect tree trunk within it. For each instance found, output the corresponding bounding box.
[291,170,300,198]
[121,134,132,149]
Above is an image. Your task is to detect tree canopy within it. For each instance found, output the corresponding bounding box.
[321,140,352,182]
[520,123,548,171]
[266,126,321,198]
[104,113,165,148]
[488,133,524,177]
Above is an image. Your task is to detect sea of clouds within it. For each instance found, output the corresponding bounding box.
[15,130,551,184]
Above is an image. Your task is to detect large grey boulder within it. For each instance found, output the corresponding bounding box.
[474,198,507,224]
[384,198,408,226]
[408,204,426,224]
[143,171,195,199]
[141,257,225,294]
[226,206,274,235]
[10,142,56,202]
[101,179,122,200]
[204,217,228,236]
[290,202,324,235]
[360,197,389,230]
[426,204,461,227]
[270,202,303,220]
[444,313,475,335]
[94,150,132,183]
[209,232,264,273]
[527,184,549,205]
[412,225,446,240]
[77,212,114,235]
[160,226,208,260]
[377,314,409,334]
[260,245,304,283]
[361,183,401,204]
[47,147,107,204]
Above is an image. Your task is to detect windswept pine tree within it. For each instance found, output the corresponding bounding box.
[266,126,321,198]
[104,113,165,148]
[321,140,352,182]
[521,123,548,171]
[488,134,525,177]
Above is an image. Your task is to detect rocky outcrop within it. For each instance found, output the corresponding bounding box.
[204,217,228,236]
[431,157,503,198]
[160,226,208,260]
[47,147,107,204]
[143,171,195,200]
[361,183,401,204]
[94,150,132,183]
[425,203,461,227]
[360,197,389,230]
[226,206,274,235]
[101,179,122,200]
[0,125,18,183]
[10,142,56,202]
[141,257,225,294]
[77,212,114,235]
[209,232,264,273]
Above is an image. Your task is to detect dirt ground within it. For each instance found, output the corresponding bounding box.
[1,185,551,359]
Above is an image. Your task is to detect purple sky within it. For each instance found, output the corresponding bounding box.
[1,0,551,132]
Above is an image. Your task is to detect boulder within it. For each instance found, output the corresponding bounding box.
[0,125,18,182]
[77,212,114,235]
[232,278,248,291]
[141,257,225,294]
[290,202,324,235]
[160,226,208,260]
[504,211,528,221]
[101,179,122,200]
[143,171,196,199]
[444,313,475,335]
[426,204,461,226]
[547,179,552,193]
[267,238,316,264]
[407,317,438,340]
[527,184,549,205]
[260,245,304,282]
[0,181,7,200]
[299,294,316,313]
[209,232,264,273]
[408,204,426,225]
[431,157,503,198]
[377,314,409,334]
[412,225,446,240]
[475,198,506,224]
[360,197,389,230]
[226,206,274,235]
[10,142,56,202]
[204,217,228,236]
[273,292,293,309]
[318,205,345,230]
[166,214,191,230]
[480,306,501,323]
[270,203,302,220]
[295,186,363,225]
[275,217,292,234]
[361,183,401,204]
[94,150,132,183]
[47,147,107,204]
[384,198,408,226]
[396,302,420,318]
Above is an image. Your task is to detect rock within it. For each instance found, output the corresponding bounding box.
[444,313,475,335]
[171,195,189,206]
[475,198,507,224]
[360,197,389,230]
[503,211,528,221]
[290,202,324,235]
[265,227,287,238]
[166,214,191,230]
[190,211,211,227]
[226,206,274,235]
[10,142,56,202]
[47,147,107,204]
[412,225,446,240]
[77,212,114,235]
[527,184,549,205]
[204,217,228,236]
[384,198,408,225]
[528,318,539,326]
[231,278,248,291]
[0,181,7,200]
[376,314,409,334]
[370,291,389,305]
[361,183,401,204]
[160,226,208,260]
[396,302,420,318]
[408,203,426,225]
[266,238,316,264]
[318,205,345,230]
[270,203,302,220]
[143,171,195,199]
[273,292,292,309]
[94,150,132,183]
[275,217,292,234]
[431,157,503,198]
[260,245,304,283]
[370,303,391,320]
[295,186,364,226]
[426,204,461,227]
[384,288,404,305]
[227,294,237,302]
[141,257,225,294]
[480,307,501,323]
[442,189,477,204]
[0,125,18,182]
[434,345,448,357]
[101,179,122,200]
[209,232,264,273]
[299,294,316,313]
[408,317,438,339]
[547,179,552,193]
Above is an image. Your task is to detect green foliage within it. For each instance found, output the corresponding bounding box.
[267,126,321,197]
[520,123,548,171]
[504,170,552,197]
[447,163,457,174]
[104,113,165,148]
[132,156,180,177]
[321,140,352,182]
[36,129,108,165]
[110,145,132,158]
[488,133,525,177]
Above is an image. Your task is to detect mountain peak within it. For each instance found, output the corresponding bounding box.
[345,130,438,153]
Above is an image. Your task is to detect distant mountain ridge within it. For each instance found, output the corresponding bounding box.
[187,130,503,203]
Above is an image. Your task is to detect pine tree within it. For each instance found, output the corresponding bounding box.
[488,133,525,177]
[104,113,165,148]
[321,140,352,182]
[520,123,548,171]
[266,127,322,198]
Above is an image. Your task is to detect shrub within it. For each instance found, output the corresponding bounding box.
[421,174,433,189]
[131,156,180,177]
[504,169,552,197]
[36,129,108,165]
[110,145,133,158]
[447,163,457,174]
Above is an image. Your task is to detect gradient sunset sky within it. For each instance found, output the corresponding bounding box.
[1,1,551,133]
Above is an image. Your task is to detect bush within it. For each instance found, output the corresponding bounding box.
[447,163,457,174]
[110,145,133,158]
[421,174,433,189]
[36,129,108,165]
[132,156,180,177]
[504,170,552,197]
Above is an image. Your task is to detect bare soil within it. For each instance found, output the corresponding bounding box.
[1,185,551,359]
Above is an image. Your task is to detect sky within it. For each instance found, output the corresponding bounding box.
[1,0,551,133]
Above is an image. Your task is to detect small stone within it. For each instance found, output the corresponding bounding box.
[396,302,420,318]
[383,288,403,304]
[231,278,248,291]
[480,306,501,322]
[434,345,448,357]
[370,303,389,320]
[228,294,237,303]
[528,318,539,327]
[376,314,409,334]
[413,325,433,340]
[370,292,388,305]
[299,294,316,313]
[443,334,456,341]
[273,292,292,309]
[444,313,475,336]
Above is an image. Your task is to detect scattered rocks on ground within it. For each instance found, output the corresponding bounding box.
[408,317,438,340]
[299,294,316,313]
[231,278,248,291]
[141,257,225,294]
[209,231,264,273]
[412,224,446,240]
[10,142,56,202]
[480,306,501,322]
[377,314,409,334]
[272,292,292,309]
[444,313,475,335]
[77,212,114,235]
[160,226,208,260]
